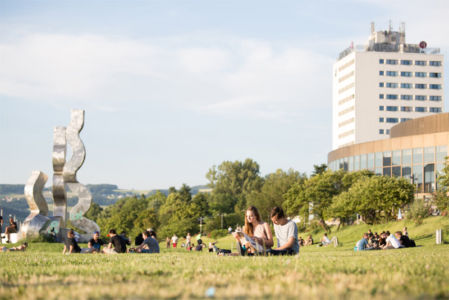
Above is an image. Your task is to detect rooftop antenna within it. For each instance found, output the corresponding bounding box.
[370,22,375,34]
[389,20,392,32]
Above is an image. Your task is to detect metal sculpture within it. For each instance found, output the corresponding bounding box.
[20,171,50,239]
[52,126,67,226]
[20,109,100,242]
[64,110,100,242]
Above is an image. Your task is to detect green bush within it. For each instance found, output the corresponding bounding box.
[407,198,431,225]
[210,229,228,239]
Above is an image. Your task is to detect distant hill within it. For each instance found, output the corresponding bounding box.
[0,184,25,195]
[0,183,210,222]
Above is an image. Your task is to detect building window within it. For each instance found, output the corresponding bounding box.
[429,61,442,66]
[415,95,427,101]
[401,60,412,65]
[379,106,384,111]
[429,96,442,101]
[415,72,427,78]
[401,71,412,77]
[430,107,442,113]
[400,83,412,89]
[401,118,411,122]
[386,59,398,65]
[379,129,384,134]
[379,82,384,87]
[386,106,398,111]
[386,118,399,123]
[415,83,427,89]
[401,106,412,112]
[386,82,398,88]
[386,129,390,134]
[379,59,384,64]
[415,107,427,112]
[379,94,384,99]
[386,71,397,76]
[401,95,412,100]
[379,117,384,122]
[429,72,441,78]
[415,60,426,66]
[386,94,398,100]
[429,84,442,90]
[379,70,384,76]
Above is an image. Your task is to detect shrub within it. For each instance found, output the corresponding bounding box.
[407,198,431,225]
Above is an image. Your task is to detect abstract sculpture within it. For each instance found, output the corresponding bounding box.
[52,126,67,226]
[64,110,100,241]
[20,171,51,239]
[20,109,100,242]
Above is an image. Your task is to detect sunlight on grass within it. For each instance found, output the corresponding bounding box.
[1,216,449,299]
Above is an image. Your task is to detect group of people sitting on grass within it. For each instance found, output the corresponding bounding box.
[164,233,205,251]
[213,206,300,256]
[355,227,416,251]
[62,228,160,254]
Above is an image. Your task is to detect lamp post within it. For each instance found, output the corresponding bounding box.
[199,217,203,235]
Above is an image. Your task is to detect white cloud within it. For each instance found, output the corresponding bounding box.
[0,32,333,121]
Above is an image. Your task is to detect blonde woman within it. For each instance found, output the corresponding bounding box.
[233,206,273,255]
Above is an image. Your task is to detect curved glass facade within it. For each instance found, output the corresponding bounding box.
[329,145,447,193]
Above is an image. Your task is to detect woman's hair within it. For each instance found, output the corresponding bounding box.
[244,206,262,236]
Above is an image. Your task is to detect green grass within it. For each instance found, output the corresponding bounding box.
[1,217,449,299]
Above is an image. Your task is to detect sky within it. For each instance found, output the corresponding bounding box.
[1,0,449,190]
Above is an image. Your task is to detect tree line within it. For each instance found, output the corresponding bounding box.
[87,158,420,240]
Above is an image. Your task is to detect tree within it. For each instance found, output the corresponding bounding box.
[435,160,449,215]
[207,159,263,214]
[147,191,167,213]
[96,195,151,238]
[157,186,208,238]
[330,176,414,224]
[85,202,103,222]
[247,169,306,220]
[284,180,309,224]
[311,164,327,176]
[284,169,377,229]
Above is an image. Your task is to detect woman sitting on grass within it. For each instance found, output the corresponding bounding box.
[233,206,273,255]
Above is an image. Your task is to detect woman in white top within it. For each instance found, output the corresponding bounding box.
[234,206,273,254]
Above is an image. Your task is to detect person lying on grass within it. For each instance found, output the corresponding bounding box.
[132,230,160,253]
[270,206,299,256]
[63,229,81,254]
[103,229,128,254]
[2,242,28,252]
[232,206,273,255]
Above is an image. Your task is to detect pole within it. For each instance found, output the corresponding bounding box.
[221,214,223,229]
[200,217,203,235]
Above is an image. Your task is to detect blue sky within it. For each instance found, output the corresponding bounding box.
[1,0,448,189]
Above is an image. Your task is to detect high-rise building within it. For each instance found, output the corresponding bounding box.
[332,23,444,150]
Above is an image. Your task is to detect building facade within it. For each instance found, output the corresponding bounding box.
[333,23,444,150]
[328,113,449,194]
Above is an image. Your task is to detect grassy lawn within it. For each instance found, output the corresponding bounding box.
[1,217,449,299]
